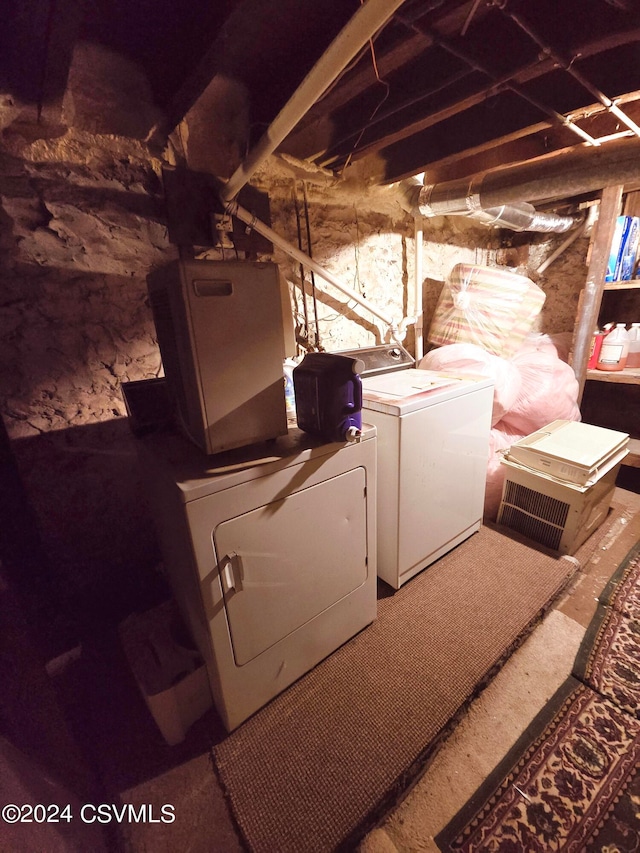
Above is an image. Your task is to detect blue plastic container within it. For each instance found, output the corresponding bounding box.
[293,352,363,442]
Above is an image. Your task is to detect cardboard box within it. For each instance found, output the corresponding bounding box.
[119,599,213,745]
[606,215,640,282]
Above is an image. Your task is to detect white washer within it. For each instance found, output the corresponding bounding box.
[361,368,493,589]
[137,426,377,731]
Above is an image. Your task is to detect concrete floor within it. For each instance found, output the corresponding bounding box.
[2,487,639,853]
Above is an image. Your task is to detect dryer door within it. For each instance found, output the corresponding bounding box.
[213,466,368,666]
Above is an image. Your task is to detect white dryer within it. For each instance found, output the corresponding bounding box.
[360,368,493,589]
[137,426,377,731]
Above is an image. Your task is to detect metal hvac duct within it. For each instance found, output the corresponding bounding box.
[399,177,581,232]
[456,200,581,233]
[399,136,640,232]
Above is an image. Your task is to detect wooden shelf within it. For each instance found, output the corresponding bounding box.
[624,437,640,468]
[586,366,640,384]
[575,190,639,472]
[603,279,640,290]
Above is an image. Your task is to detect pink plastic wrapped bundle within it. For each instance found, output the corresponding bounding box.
[419,343,522,426]
[418,334,581,521]
[519,331,573,363]
[498,347,581,436]
[484,426,527,521]
[428,264,545,358]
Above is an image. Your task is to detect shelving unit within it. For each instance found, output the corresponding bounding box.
[572,186,640,470]
[586,366,640,385]
[603,280,640,291]
[626,439,640,465]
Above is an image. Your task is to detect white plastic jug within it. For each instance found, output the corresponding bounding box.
[596,323,629,371]
[283,358,298,424]
[627,322,640,369]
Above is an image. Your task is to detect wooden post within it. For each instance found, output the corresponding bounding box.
[572,184,623,402]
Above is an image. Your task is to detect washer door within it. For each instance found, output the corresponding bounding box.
[213,466,368,666]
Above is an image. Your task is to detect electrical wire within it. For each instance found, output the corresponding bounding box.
[292,186,311,345]
[314,43,372,105]
[302,182,324,350]
[353,205,365,298]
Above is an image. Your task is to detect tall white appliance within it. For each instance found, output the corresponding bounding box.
[360,368,493,589]
[137,426,377,732]
[146,259,290,456]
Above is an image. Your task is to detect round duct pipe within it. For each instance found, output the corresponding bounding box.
[399,180,581,232]
[468,202,583,233]
[399,136,640,232]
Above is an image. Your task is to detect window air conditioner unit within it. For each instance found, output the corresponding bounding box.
[497,461,617,555]
[496,421,629,555]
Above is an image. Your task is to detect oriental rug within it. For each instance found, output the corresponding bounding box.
[435,679,640,853]
[211,522,605,853]
[598,538,640,619]
[572,603,640,719]
[437,536,640,853]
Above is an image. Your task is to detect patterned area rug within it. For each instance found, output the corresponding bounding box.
[573,604,640,719]
[437,538,640,853]
[435,680,640,852]
[599,539,640,618]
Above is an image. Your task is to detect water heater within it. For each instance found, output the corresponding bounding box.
[147,259,289,455]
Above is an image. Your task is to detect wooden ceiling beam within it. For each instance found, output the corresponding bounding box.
[367,97,640,186]
[165,0,353,133]
[283,0,502,152]
[295,31,435,131]
[285,26,640,170]
[314,60,547,166]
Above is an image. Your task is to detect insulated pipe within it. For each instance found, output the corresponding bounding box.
[536,205,597,275]
[226,200,399,337]
[219,0,408,203]
[399,136,640,226]
[400,182,581,232]
[413,217,424,360]
[468,136,640,209]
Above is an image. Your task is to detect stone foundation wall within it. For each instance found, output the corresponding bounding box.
[0,135,588,443]
[0,66,590,630]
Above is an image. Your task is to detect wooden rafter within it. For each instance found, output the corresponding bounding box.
[301,28,640,174]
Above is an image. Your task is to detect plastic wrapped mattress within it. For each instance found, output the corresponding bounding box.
[428,263,546,358]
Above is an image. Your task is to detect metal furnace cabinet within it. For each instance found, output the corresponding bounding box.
[137,426,377,732]
[360,369,493,589]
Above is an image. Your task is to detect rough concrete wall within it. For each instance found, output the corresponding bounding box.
[259,166,588,354]
[0,122,588,444]
[0,132,177,631]
[525,231,590,335]
[0,146,174,440]
[269,193,415,350]
[254,164,506,353]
